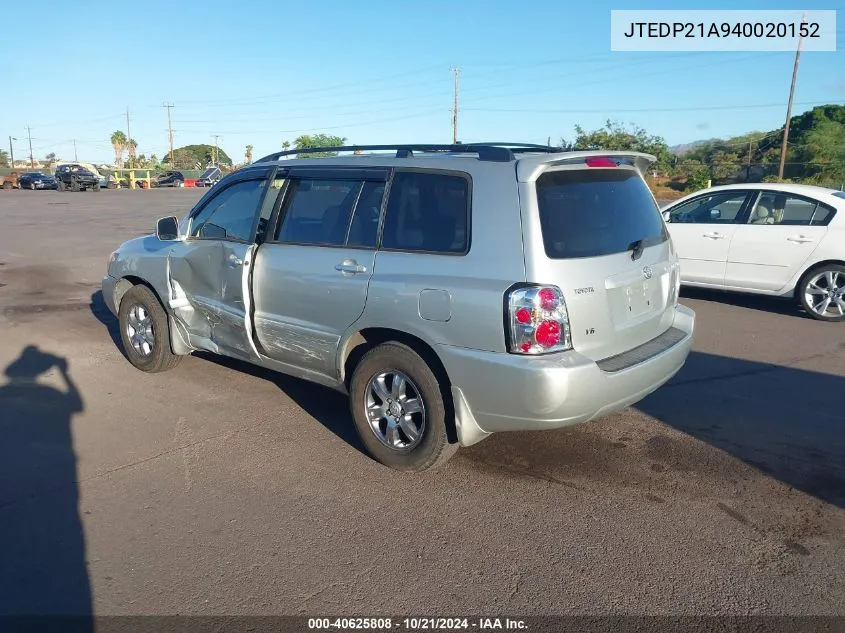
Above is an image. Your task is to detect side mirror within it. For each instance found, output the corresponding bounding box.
[156,216,179,241]
[710,209,722,220]
[662,210,671,223]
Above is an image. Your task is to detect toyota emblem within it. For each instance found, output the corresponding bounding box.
[642,266,653,280]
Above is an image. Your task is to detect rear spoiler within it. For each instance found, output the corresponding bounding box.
[516,151,657,182]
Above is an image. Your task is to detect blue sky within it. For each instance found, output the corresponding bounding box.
[3,0,843,165]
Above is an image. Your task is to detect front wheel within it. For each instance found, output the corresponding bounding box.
[117,284,183,372]
[798,265,845,322]
[349,342,457,471]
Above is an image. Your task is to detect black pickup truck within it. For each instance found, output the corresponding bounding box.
[55,164,100,192]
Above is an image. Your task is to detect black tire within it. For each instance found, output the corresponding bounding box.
[349,341,458,472]
[797,264,845,322]
[117,284,183,373]
[70,178,80,192]
[57,180,65,191]
[29,181,36,190]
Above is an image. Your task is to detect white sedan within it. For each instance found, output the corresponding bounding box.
[661,183,845,322]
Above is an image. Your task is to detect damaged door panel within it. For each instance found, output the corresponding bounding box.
[167,168,274,355]
[166,241,224,349]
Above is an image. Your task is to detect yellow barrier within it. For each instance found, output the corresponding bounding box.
[118,169,151,189]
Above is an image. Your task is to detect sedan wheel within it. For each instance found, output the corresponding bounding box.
[799,265,845,322]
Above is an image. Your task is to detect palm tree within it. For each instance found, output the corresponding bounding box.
[282,140,290,159]
[126,138,138,168]
[245,144,253,164]
[110,131,127,168]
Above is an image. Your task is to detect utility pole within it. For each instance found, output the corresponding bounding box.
[163,102,174,165]
[778,12,806,180]
[450,67,460,144]
[73,139,78,162]
[26,126,34,168]
[8,136,15,168]
[212,134,220,166]
[125,106,132,168]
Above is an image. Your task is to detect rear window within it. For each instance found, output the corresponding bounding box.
[536,169,667,259]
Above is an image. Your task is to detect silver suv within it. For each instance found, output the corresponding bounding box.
[102,143,695,471]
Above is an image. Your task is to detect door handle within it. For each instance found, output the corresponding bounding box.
[227,253,244,268]
[702,232,726,239]
[786,235,815,244]
[335,260,367,274]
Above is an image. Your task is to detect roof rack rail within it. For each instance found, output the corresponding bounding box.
[255,143,563,164]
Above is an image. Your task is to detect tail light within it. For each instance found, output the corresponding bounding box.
[668,265,681,306]
[505,285,572,355]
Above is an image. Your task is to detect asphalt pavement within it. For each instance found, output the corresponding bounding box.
[0,188,843,617]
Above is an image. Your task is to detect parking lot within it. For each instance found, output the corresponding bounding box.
[0,188,843,616]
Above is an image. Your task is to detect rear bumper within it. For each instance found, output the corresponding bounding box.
[439,304,695,439]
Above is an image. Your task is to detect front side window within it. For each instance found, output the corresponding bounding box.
[668,191,749,225]
[381,171,470,254]
[189,179,266,242]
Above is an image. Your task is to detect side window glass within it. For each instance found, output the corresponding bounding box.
[346,182,385,248]
[189,179,265,241]
[668,192,748,224]
[811,205,836,226]
[277,179,362,246]
[749,193,816,226]
[381,171,470,254]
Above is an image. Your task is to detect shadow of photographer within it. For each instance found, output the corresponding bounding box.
[0,345,92,628]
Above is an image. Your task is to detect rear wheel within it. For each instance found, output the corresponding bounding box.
[349,342,458,471]
[70,178,80,192]
[798,264,845,322]
[118,284,182,372]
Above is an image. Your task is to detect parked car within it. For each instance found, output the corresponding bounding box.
[1,171,20,189]
[152,170,185,188]
[661,183,845,321]
[55,164,100,192]
[19,171,59,190]
[102,143,695,471]
[195,166,221,187]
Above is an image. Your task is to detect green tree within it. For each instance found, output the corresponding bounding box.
[0,149,9,167]
[164,144,232,168]
[126,138,138,168]
[110,131,127,168]
[293,134,347,158]
[44,152,56,166]
[798,120,845,185]
[563,120,672,173]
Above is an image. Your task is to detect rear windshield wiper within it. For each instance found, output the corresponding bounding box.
[628,239,645,261]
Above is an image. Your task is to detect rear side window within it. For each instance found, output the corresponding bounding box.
[536,169,667,259]
[381,171,470,254]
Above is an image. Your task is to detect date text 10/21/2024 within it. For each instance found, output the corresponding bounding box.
[307,617,528,630]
